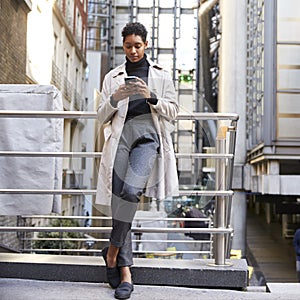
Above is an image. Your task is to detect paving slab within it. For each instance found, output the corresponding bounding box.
[1,278,300,300]
[266,283,300,295]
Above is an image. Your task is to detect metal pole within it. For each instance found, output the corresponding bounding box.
[0,110,239,120]
[0,189,233,196]
[151,0,156,61]
[108,0,113,69]
[173,0,177,81]
[0,151,233,159]
[0,226,233,234]
[214,126,227,265]
[225,121,238,191]
[224,121,238,257]
[130,0,134,22]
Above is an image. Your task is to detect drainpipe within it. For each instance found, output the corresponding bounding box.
[198,0,219,112]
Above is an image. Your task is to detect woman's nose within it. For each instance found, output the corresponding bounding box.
[131,47,137,54]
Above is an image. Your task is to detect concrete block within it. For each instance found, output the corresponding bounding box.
[132,258,248,289]
[0,253,248,290]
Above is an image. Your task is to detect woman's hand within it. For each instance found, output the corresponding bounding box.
[111,83,133,102]
[132,77,151,99]
[111,78,151,102]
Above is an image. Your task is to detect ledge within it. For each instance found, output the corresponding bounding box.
[0,253,248,290]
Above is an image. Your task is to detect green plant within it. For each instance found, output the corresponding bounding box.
[34,219,83,254]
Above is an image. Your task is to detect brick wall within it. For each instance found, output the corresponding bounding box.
[0,0,30,83]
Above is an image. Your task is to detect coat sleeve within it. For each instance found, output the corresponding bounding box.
[96,73,119,128]
[149,70,179,122]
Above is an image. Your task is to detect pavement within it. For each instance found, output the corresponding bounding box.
[1,278,300,300]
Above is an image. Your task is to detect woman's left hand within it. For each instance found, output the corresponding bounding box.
[127,77,151,98]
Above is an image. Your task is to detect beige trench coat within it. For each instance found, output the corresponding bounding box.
[95,56,179,214]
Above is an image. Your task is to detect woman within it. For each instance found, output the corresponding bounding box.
[96,22,179,299]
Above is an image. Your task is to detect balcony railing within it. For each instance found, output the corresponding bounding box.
[0,109,238,266]
[62,76,72,102]
[51,62,62,90]
[52,62,84,111]
[74,91,82,111]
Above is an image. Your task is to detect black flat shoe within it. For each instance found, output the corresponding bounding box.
[114,282,134,299]
[101,247,121,289]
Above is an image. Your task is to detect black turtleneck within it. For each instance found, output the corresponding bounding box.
[125,55,152,121]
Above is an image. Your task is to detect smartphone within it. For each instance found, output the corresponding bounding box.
[125,76,138,84]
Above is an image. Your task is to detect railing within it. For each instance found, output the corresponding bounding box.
[74,91,83,111]
[62,77,72,102]
[51,62,62,90]
[0,110,238,266]
[14,215,213,257]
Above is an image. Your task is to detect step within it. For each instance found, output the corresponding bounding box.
[0,253,248,290]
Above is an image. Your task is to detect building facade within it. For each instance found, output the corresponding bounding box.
[26,0,88,219]
[0,0,89,251]
[245,0,300,237]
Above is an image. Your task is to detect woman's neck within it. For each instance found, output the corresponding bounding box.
[126,55,147,68]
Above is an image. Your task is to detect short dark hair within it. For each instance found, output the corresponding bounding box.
[121,22,148,43]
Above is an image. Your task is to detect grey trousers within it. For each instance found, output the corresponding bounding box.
[110,115,160,267]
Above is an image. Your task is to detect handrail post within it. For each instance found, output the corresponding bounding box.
[225,121,238,257]
[214,126,227,265]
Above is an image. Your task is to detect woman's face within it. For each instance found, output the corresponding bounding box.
[123,34,148,63]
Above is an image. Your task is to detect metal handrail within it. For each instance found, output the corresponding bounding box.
[15,215,213,256]
[23,238,212,244]
[21,249,211,254]
[0,110,238,265]
[0,151,233,159]
[0,110,239,121]
[0,189,233,196]
[0,226,232,234]
[16,216,211,221]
